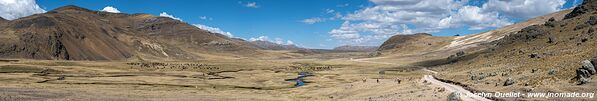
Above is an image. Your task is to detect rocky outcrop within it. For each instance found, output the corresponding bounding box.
[575,58,597,85]
[564,0,597,19]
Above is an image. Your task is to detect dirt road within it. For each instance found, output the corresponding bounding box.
[353,57,491,101]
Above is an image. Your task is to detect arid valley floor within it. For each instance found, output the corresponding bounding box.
[1,0,597,100]
[0,53,455,101]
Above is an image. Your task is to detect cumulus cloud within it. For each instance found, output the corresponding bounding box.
[101,6,120,13]
[199,16,212,20]
[244,2,259,8]
[159,12,182,21]
[193,24,233,38]
[0,0,46,20]
[249,36,269,41]
[329,0,568,45]
[439,6,513,30]
[301,17,325,24]
[249,36,295,45]
[482,0,566,19]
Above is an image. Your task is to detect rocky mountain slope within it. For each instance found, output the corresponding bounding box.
[430,0,597,100]
[0,5,265,60]
[333,45,377,52]
[377,9,572,58]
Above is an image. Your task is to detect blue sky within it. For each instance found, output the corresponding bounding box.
[0,0,583,49]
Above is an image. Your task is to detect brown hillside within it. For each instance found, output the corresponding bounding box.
[0,5,264,60]
[432,0,597,100]
[378,33,453,55]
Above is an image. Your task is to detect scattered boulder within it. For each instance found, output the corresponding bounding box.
[456,51,465,57]
[470,74,477,80]
[447,92,461,101]
[503,78,515,86]
[574,24,588,31]
[581,60,596,75]
[529,53,540,58]
[544,17,557,27]
[519,25,545,40]
[577,69,591,78]
[576,68,592,85]
[57,76,65,80]
[548,17,556,22]
[579,77,591,85]
[531,69,539,73]
[547,37,555,43]
[548,69,557,75]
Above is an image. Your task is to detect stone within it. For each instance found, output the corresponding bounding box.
[547,37,555,43]
[548,69,557,75]
[587,16,597,25]
[57,76,65,80]
[545,17,557,27]
[456,51,465,57]
[470,75,475,80]
[576,68,591,85]
[579,77,591,85]
[447,92,461,101]
[581,60,596,75]
[529,53,540,58]
[579,69,591,78]
[504,78,515,86]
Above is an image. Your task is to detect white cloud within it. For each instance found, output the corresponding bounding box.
[249,36,269,41]
[286,40,294,45]
[273,38,285,45]
[301,17,325,24]
[482,0,566,19]
[193,24,233,37]
[199,16,212,20]
[325,9,335,14]
[439,6,513,30]
[244,2,259,8]
[0,0,46,20]
[249,36,295,45]
[337,3,350,7]
[101,6,120,13]
[159,12,182,21]
[329,0,567,45]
